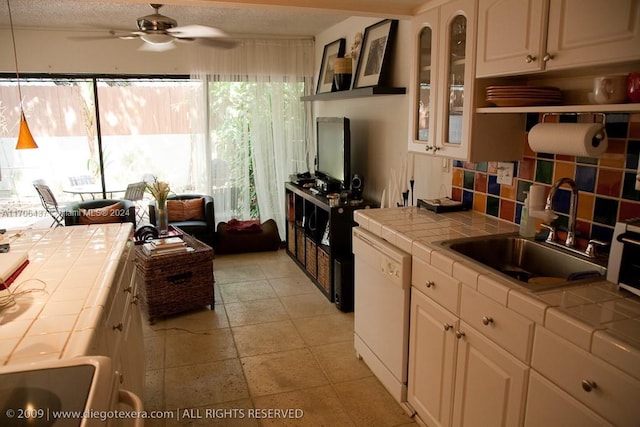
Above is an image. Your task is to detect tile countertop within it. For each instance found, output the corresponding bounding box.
[0,223,133,367]
[354,207,640,381]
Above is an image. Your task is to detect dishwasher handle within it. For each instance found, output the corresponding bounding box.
[118,389,144,427]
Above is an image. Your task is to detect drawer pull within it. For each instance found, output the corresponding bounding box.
[581,380,597,392]
[444,323,453,331]
[123,286,133,293]
[426,280,435,288]
[455,330,465,339]
[542,53,555,62]
[525,54,537,63]
[112,323,124,332]
[482,316,494,326]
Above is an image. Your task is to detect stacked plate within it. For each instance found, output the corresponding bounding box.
[486,85,562,107]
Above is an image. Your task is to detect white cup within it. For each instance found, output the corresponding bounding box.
[593,75,627,104]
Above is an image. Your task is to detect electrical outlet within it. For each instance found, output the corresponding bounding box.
[497,162,514,186]
[442,158,450,173]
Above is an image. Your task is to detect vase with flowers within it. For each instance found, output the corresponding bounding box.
[146,178,171,234]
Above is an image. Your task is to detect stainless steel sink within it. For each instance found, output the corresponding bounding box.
[438,233,607,291]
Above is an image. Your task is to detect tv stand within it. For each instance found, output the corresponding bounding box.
[285,182,376,311]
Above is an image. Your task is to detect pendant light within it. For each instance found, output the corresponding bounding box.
[7,0,38,149]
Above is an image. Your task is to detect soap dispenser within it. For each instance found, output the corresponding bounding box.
[519,191,537,238]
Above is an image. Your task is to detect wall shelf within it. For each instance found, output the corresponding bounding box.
[301,86,406,101]
[477,103,640,114]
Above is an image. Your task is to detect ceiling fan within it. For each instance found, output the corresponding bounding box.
[71,3,236,52]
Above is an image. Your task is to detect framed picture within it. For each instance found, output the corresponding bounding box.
[316,38,346,94]
[353,19,398,89]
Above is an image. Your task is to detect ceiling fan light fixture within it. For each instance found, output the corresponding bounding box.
[140,33,174,45]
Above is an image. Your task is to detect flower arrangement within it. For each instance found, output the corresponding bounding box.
[145,178,170,209]
[146,178,171,233]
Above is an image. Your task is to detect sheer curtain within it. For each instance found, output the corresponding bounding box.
[191,39,314,239]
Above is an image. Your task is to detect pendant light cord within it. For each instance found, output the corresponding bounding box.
[7,0,24,102]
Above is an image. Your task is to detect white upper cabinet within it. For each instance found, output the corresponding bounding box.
[477,0,640,77]
[409,0,525,161]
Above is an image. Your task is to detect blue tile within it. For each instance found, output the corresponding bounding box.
[626,140,640,170]
[453,160,464,168]
[593,197,619,226]
[604,113,629,138]
[549,187,572,215]
[575,165,596,193]
[526,113,540,132]
[538,152,555,159]
[515,203,523,224]
[487,175,501,196]
[591,224,614,245]
[622,172,640,201]
[463,190,474,207]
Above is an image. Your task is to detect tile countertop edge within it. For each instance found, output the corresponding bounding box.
[353,207,640,381]
[0,223,133,366]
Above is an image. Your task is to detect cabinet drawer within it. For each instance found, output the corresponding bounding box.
[532,327,640,427]
[460,286,534,363]
[525,371,611,427]
[412,257,460,314]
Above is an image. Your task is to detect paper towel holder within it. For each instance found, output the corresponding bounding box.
[540,112,606,142]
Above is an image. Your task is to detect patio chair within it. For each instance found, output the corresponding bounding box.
[33,183,65,227]
[124,181,148,222]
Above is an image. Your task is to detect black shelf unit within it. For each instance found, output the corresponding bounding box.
[285,182,376,310]
[300,86,406,101]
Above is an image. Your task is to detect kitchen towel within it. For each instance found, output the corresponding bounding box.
[527,123,608,157]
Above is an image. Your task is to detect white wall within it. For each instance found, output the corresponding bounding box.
[312,17,451,206]
[0,28,194,74]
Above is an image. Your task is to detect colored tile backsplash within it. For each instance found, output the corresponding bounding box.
[451,113,640,245]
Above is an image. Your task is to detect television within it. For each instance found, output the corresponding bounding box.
[315,117,351,191]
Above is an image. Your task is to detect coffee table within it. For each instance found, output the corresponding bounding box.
[135,229,214,323]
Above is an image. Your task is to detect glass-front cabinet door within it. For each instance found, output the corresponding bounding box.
[436,0,476,159]
[409,8,439,153]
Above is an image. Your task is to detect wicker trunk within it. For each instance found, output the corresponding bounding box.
[135,231,214,323]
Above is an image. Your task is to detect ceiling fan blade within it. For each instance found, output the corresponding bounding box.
[68,35,119,41]
[193,38,238,50]
[138,41,176,52]
[167,24,229,39]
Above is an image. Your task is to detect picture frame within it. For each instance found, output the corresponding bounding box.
[316,38,346,94]
[353,19,398,89]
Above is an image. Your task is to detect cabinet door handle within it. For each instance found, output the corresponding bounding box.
[443,323,453,331]
[581,380,597,392]
[482,316,494,325]
[524,54,537,63]
[425,145,433,152]
[432,146,440,152]
[123,286,133,293]
[543,53,554,62]
[112,322,124,332]
[426,280,435,288]
[455,330,465,339]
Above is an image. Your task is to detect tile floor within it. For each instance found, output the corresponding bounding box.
[142,249,417,427]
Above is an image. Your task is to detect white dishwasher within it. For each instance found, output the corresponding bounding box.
[353,227,411,404]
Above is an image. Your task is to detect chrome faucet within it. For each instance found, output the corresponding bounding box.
[544,177,578,248]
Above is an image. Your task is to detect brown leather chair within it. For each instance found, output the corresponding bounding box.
[149,194,215,245]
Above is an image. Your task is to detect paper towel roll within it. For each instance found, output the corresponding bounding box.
[528,123,608,157]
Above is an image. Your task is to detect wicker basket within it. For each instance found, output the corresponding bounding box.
[135,231,214,323]
[305,237,317,278]
[317,247,331,293]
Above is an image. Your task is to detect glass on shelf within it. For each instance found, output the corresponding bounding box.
[416,26,433,142]
[445,14,466,145]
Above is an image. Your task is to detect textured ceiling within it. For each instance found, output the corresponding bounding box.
[0,0,427,37]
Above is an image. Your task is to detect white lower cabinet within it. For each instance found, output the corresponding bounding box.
[452,321,529,427]
[531,327,640,426]
[408,287,458,427]
[408,286,529,427]
[525,371,611,427]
